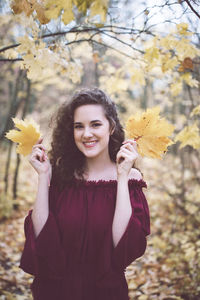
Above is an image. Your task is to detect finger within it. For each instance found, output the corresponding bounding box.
[32,149,44,162]
[117,148,138,161]
[120,145,137,156]
[29,154,40,164]
[32,149,43,157]
[119,148,133,155]
[41,149,48,161]
[123,142,137,152]
[37,137,43,144]
[122,139,137,146]
[120,143,135,151]
[122,140,137,147]
[117,152,132,164]
[118,152,134,162]
[117,149,132,161]
[32,144,46,152]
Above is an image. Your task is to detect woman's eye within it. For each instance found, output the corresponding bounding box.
[74,123,101,129]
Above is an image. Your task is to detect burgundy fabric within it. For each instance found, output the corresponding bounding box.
[19,177,150,300]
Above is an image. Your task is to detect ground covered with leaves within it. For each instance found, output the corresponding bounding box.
[0,154,199,300]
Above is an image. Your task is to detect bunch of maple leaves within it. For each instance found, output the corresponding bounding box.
[11,0,108,25]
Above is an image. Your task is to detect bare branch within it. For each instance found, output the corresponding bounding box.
[100,31,144,54]
[0,58,23,62]
[0,43,20,53]
[184,0,200,19]
[65,38,136,60]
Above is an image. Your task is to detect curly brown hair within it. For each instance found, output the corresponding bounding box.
[48,87,137,191]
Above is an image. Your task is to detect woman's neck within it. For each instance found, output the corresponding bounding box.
[84,156,117,180]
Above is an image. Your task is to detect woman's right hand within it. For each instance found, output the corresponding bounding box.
[28,137,52,181]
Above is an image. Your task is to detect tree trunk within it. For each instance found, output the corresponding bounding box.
[12,78,31,207]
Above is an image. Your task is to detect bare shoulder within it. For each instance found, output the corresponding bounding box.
[128,168,143,181]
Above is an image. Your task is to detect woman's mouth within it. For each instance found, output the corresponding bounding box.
[83,141,98,148]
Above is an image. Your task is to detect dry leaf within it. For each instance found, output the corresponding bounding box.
[174,122,200,149]
[125,106,174,159]
[181,57,193,71]
[190,105,200,117]
[5,117,41,156]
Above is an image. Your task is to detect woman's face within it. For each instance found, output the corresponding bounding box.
[73,104,112,160]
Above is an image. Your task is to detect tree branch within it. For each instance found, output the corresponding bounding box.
[41,25,146,39]
[65,38,137,60]
[0,43,20,53]
[184,0,200,19]
[100,31,144,54]
[0,58,23,62]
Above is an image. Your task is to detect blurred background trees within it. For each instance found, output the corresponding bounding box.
[0,0,199,299]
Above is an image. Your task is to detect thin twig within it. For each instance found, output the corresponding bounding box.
[0,43,20,53]
[184,0,200,19]
[0,58,23,61]
[65,38,136,60]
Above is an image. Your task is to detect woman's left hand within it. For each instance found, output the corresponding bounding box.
[116,139,139,177]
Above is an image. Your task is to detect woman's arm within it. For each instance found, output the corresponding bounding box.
[112,169,142,248]
[113,139,140,248]
[31,174,49,238]
[28,137,52,238]
[112,174,132,248]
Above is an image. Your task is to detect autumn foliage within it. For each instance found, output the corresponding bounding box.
[5,118,41,156]
[0,0,200,299]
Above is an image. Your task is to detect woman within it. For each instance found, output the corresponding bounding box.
[19,87,150,300]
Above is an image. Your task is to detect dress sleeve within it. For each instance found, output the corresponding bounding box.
[19,179,66,279]
[95,180,150,288]
[111,180,150,272]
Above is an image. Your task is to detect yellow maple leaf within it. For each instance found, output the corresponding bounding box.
[34,2,50,24]
[130,67,145,86]
[144,47,160,62]
[11,0,33,16]
[11,0,50,24]
[5,118,41,156]
[170,80,182,96]
[90,0,108,23]
[161,54,178,73]
[74,0,93,14]
[175,38,200,60]
[181,73,199,88]
[174,123,200,149]
[190,105,200,117]
[44,0,73,24]
[125,106,174,159]
[160,34,177,50]
[176,23,191,36]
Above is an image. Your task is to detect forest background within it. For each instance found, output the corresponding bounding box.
[0,0,200,299]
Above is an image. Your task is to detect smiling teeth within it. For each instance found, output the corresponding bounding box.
[84,141,97,145]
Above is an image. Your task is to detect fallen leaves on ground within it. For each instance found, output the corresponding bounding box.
[0,153,199,299]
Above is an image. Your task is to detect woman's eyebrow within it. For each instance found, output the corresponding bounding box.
[91,120,102,123]
[74,120,102,124]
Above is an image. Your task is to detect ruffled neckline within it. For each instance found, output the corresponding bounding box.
[73,177,147,188]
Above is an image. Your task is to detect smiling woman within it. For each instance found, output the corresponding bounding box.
[47,88,125,188]
[19,87,151,300]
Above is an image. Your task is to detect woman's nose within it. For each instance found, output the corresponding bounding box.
[83,127,93,137]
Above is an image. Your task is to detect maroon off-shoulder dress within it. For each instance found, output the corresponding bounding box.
[19,177,150,300]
